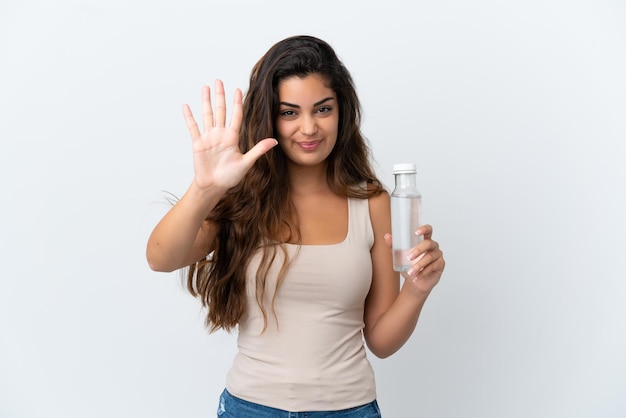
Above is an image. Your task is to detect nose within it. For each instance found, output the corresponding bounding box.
[299,114,318,136]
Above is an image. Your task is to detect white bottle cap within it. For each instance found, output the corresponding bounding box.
[393,163,417,174]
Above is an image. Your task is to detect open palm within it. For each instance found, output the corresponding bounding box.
[182,79,277,191]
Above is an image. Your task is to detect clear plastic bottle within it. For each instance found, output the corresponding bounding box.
[390,163,423,272]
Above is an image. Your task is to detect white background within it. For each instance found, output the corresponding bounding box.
[1,1,625,417]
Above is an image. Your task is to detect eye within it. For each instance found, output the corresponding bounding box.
[316,106,333,114]
[279,109,297,118]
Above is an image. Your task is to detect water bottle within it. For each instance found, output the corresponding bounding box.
[390,163,423,272]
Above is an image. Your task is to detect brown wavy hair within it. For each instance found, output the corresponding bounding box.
[186,35,384,332]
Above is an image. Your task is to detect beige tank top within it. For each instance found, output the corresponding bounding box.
[225,195,376,411]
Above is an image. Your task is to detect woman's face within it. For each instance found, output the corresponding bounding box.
[275,74,339,169]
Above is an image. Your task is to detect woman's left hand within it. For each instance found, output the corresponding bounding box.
[385,224,445,294]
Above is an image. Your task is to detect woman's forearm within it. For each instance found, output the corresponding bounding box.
[146,182,226,272]
[365,281,431,358]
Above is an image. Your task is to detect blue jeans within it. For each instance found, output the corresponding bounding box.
[217,389,382,417]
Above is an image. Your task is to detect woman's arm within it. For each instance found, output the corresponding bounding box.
[146,80,277,272]
[146,183,223,272]
[363,191,445,358]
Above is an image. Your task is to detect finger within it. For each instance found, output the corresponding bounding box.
[214,79,227,128]
[229,88,243,132]
[182,104,201,140]
[407,250,440,276]
[416,224,433,240]
[408,239,439,262]
[412,256,445,281]
[242,138,278,166]
[202,85,213,131]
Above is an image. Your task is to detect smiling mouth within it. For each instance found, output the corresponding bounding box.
[297,140,321,151]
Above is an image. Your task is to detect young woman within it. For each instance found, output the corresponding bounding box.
[147,35,445,417]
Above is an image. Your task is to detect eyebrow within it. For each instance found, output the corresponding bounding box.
[279,97,335,108]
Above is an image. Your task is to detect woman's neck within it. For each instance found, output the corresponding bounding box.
[287,162,330,196]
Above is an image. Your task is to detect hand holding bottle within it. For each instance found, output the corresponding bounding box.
[388,163,445,293]
[384,224,444,295]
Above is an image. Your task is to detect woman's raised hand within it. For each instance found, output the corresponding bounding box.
[182,79,278,191]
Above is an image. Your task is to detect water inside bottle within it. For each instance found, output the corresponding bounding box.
[391,196,422,272]
[393,249,413,272]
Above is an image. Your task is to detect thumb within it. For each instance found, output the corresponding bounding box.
[383,233,393,249]
[243,138,278,165]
